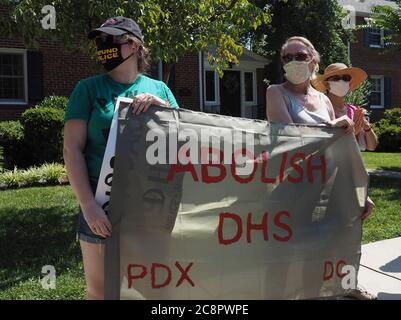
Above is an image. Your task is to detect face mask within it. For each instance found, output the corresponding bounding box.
[283,60,313,85]
[327,80,350,97]
[96,36,134,72]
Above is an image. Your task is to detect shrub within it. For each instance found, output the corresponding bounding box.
[0,163,68,189]
[346,80,372,108]
[0,96,69,169]
[0,121,24,144]
[36,96,68,110]
[21,107,65,167]
[0,121,28,169]
[373,108,401,152]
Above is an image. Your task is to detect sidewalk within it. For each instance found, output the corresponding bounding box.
[358,237,401,300]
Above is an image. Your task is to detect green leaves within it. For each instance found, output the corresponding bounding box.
[1,0,269,82]
[370,0,401,49]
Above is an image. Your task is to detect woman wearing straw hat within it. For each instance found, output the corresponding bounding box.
[312,63,378,151]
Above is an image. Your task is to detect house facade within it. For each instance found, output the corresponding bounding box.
[0,42,268,121]
[1,0,399,122]
[339,0,400,121]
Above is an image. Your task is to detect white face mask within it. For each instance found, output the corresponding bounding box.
[327,80,350,97]
[283,60,313,85]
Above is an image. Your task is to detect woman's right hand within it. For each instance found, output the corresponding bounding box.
[81,200,112,238]
[328,115,354,134]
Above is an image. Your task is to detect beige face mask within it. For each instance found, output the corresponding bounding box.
[283,60,313,85]
[327,80,350,97]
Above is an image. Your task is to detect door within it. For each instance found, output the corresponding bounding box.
[219,71,241,117]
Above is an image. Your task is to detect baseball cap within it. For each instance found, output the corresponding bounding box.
[88,16,143,42]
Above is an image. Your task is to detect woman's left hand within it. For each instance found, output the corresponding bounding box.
[131,93,169,115]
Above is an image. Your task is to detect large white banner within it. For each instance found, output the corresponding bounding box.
[102,99,368,300]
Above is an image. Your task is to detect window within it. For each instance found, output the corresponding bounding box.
[368,27,384,48]
[0,50,27,104]
[204,70,217,103]
[244,72,255,103]
[369,76,384,108]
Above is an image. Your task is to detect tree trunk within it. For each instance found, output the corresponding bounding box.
[162,61,174,84]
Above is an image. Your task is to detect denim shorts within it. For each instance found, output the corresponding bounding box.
[77,207,106,244]
[77,183,106,244]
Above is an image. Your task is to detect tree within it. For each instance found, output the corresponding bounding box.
[250,0,353,84]
[0,0,269,83]
[370,0,401,49]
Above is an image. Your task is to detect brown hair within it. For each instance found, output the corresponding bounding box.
[128,36,151,73]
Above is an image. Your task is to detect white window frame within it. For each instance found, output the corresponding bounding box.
[203,69,219,106]
[242,70,256,105]
[0,48,28,105]
[369,27,385,48]
[370,75,384,109]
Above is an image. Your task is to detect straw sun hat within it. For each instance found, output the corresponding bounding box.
[312,63,367,92]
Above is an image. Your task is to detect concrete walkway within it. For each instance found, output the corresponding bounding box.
[358,237,401,300]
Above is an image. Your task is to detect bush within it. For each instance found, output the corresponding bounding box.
[0,163,68,189]
[373,108,401,152]
[346,80,372,108]
[0,121,24,144]
[0,121,28,169]
[36,96,68,110]
[21,107,65,167]
[0,96,68,169]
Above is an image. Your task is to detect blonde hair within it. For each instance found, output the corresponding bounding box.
[127,35,151,73]
[281,36,320,76]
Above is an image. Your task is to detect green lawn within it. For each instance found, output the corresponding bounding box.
[0,146,3,172]
[0,177,400,299]
[0,185,85,300]
[362,152,401,172]
[362,176,401,244]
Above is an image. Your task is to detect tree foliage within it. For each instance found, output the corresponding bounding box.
[250,0,353,84]
[370,0,401,49]
[0,0,269,82]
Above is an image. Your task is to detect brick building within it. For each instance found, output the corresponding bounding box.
[339,0,400,121]
[0,7,269,122]
[3,1,398,122]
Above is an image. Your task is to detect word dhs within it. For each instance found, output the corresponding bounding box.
[218,211,292,245]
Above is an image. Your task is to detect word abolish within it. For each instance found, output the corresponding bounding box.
[218,211,292,245]
[168,149,326,185]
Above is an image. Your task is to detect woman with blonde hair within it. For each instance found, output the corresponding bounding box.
[266,36,353,130]
[266,36,375,299]
[265,37,372,220]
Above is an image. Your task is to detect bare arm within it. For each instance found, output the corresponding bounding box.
[63,120,95,208]
[63,120,112,237]
[362,119,378,151]
[265,85,293,124]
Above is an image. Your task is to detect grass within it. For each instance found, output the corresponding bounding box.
[0,185,85,300]
[362,176,401,244]
[0,176,399,299]
[362,152,401,172]
[0,146,3,172]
